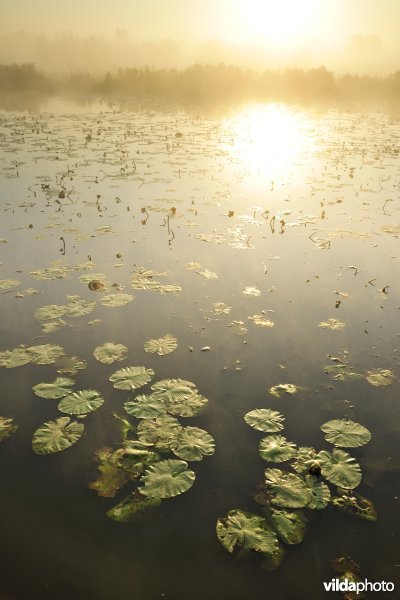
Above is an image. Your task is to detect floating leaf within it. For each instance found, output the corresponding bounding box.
[319,318,345,331]
[365,368,395,386]
[88,448,131,497]
[93,342,128,364]
[137,415,182,450]
[259,435,297,462]
[124,394,167,419]
[264,469,311,508]
[248,315,274,328]
[140,459,195,498]
[35,305,67,321]
[107,490,161,522]
[164,392,208,418]
[58,390,104,415]
[33,377,74,399]
[216,510,278,555]
[331,489,377,522]
[244,409,285,433]
[100,293,134,307]
[266,508,307,545]
[32,417,84,455]
[305,474,331,509]
[269,384,299,398]
[27,344,65,365]
[56,355,87,375]
[144,334,177,356]
[243,286,261,296]
[320,419,371,448]
[41,319,68,334]
[0,417,18,442]
[171,427,215,461]
[64,297,96,317]
[318,449,362,489]
[0,346,31,368]
[291,447,318,474]
[151,379,196,403]
[110,366,154,390]
[0,279,20,292]
[211,302,231,316]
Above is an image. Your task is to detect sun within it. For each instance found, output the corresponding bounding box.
[232,0,319,47]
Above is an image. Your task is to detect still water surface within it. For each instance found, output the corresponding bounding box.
[0,100,399,600]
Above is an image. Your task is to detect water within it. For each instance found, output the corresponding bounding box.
[0,99,399,600]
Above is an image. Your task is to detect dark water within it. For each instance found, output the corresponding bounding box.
[0,100,399,600]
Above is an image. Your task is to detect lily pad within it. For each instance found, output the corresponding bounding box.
[34,304,67,321]
[305,474,331,509]
[331,489,377,522]
[100,293,134,307]
[137,415,182,450]
[243,286,261,296]
[318,449,362,489]
[269,384,299,398]
[319,318,345,331]
[27,344,65,365]
[33,377,74,399]
[110,366,155,391]
[124,394,167,419]
[291,447,318,474]
[244,409,285,433]
[0,346,32,368]
[266,508,307,545]
[64,296,96,317]
[107,490,161,522]
[150,379,207,416]
[365,368,395,386]
[140,459,195,498]
[88,448,131,497]
[259,435,297,462]
[93,342,128,364]
[264,469,311,508]
[56,355,87,375]
[0,417,18,442]
[0,279,20,292]
[165,392,208,418]
[32,417,84,455]
[144,334,177,356]
[216,509,279,555]
[171,427,216,461]
[58,390,104,415]
[320,419,371,448]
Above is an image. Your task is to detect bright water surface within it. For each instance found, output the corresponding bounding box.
[0,99,399,600]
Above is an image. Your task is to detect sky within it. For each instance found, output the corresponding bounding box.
[0,0,399,73]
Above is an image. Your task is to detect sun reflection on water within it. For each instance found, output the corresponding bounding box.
[223,103,314,180]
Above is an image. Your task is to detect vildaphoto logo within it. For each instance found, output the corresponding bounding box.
[323,578,395,594]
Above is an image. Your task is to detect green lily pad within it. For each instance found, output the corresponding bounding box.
[305,474,331,509]
[0,417,18,442]
[93,342,128,364]
[0,346,32,368]
[0,279,20,292]
[166,392,208,418]
[110,366,155,391]
[34,304,67,321]
[321,419,371,448]
[171,426,216,461]
[264,469,311,508]
[331,489,377,522]
[244,409,285,433]
[27,344,65,365]
[144,334,177,356]
[318,449,362,489]
[124,394,167,419]
[33,377,74,399]
[140,459,195,498]
[56,355,87,375]
[100,293,134,307]
[216,509,279,555]
[88,448,131,497]
[117,440,160,474]
[259,435,297,462]
[291,447,318,474]
[64,296,96,317]
[266,508,307,545]
[58,390,104,415]
[107,490,161,522]
[32,417,84,455]
[269,384,299,398]
[365,368,395,386]
[137,415,182,450]
[151,379,207,417]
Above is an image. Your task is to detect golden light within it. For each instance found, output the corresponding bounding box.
[223,104,313,180]
[232,0,319,47]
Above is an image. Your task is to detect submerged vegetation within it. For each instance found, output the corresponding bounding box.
[2,62,400,108]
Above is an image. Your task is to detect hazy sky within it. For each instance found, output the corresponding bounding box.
[1,0,400,49]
